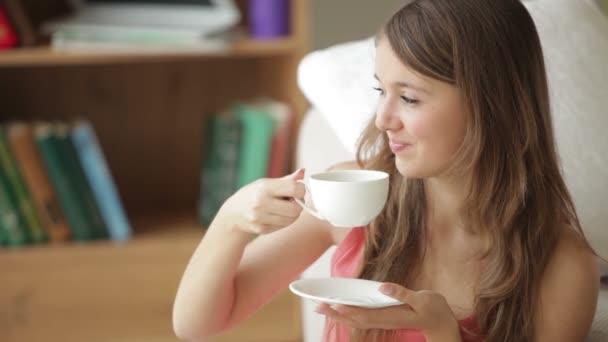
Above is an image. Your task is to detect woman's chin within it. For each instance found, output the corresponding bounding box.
[395,160,421,178]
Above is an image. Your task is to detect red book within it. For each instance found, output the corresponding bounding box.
[0,5,18,49]
[262,100,295,178]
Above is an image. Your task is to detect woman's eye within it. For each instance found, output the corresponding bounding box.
[401,96,419,105]
[372,87,385,95]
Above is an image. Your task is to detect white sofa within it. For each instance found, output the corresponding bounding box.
[295,0,608,340]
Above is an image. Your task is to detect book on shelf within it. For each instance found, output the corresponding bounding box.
[0,151,28,247]
[0,3,18,49]
[0,170,28,246]
[35,124,99,241]
[0,119,130,245]
[198,110,241,227]
[256,99,295,178]
[45,0,241,35]
[233,102,275,189]
[7,122,71,243]
[39,0,242,54]
[55,124,108,240]
[71,119,132,241]
[0,128,47,244]
[49,25,235,54]
[197,99,294,226]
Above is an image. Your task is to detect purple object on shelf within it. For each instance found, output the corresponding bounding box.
[249,0,290,39]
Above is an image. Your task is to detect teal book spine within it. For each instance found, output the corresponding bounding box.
[0,129,46,243]
[71,120,131,241]
[55,127,108,240]
[233,103,274,189]
[199,112,241,227]
[35,125,95,241]
[0,168,28,246]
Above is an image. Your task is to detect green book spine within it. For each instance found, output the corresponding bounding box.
[233,103,275,189]
[0,130,46,243]
[35,126,95,241]
[199,112,241,227]
[0,168,28,246]
[57,131,108,239]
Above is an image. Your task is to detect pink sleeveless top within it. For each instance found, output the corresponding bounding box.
[322,227,483,342]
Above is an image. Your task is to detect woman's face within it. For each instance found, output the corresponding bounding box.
[374,38,467,178]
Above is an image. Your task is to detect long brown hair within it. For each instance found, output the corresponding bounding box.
[348,0,591,341]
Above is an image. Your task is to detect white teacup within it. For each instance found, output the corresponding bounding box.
[294,170,389,227]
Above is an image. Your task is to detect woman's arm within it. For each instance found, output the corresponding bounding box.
[173,209,334,341]
[534,228,600,341]
[172,162,360,341]
[172,182,333,340]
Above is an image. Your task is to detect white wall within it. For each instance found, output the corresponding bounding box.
[312,0,405,49]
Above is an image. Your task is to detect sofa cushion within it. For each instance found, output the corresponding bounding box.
[297,0,608,260]
[297,37,376,154]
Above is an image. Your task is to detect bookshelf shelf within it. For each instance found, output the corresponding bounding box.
[0,212,203,254]
[0,36,299,67]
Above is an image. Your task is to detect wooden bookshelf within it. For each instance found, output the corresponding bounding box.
[0,36,299,67]
[0,0,310,340]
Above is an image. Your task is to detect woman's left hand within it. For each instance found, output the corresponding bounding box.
[315,283,462,341]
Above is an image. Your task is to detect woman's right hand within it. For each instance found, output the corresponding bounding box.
[216,168,307,235]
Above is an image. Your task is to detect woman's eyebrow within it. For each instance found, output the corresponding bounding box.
[374,74,430,94]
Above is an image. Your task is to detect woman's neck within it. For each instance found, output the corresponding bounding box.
[424,175,469,236]
[422,173,489,261]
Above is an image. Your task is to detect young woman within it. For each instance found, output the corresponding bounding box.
[173,0,599,341]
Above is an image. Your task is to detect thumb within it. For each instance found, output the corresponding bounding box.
[283,168,305,180]
[379,283,415,303]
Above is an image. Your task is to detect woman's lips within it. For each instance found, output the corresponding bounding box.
[389,141,412,153]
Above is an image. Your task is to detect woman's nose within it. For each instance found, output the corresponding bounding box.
[375,98,402,132]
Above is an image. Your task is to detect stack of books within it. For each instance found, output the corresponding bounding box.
[44,0,242,53]
[0,120,132,248]
[0,0,243,53]
[199,98,295,226]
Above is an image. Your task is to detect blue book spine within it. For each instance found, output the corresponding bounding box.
[71,121,132,241]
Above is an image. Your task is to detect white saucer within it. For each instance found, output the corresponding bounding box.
[289,277,404,309]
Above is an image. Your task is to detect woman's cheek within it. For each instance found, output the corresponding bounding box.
[406,114,431,140]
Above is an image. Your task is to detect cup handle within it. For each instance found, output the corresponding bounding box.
[294,179,325,221]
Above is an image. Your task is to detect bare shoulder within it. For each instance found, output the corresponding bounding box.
[535,226,600,341]
[543,227,599,292]
[323,161,362,245]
